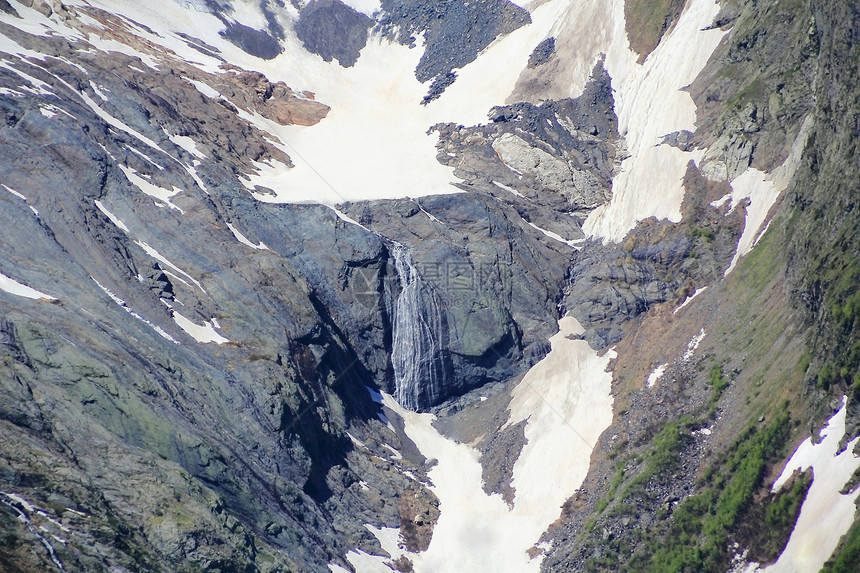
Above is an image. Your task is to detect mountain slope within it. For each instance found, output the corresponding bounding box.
[0,1,857,572]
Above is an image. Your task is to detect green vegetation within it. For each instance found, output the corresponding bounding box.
[821,518,860,573]
[632,412,793,572]
[708,365,729,407]
[623,0,684,58]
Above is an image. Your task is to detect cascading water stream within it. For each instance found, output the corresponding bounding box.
[390,243,452,411]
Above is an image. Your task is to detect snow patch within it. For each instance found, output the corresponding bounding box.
[91,277,177,343]
[380,314,614,571]
[2,183,28,202]
[673,287,708,315]
[94,200,131,232]
[647,364,667,388]
[77,90,166,154]
[494,181,525,198]
[721,116,813,276]
[365,524,405,562]
[134,240,206,293]
[0,271,56,301]
[744,397,860,573]
[344,549,392,573]
[89,81,109,101]
[341,0,381,17]
[184,77,222,99]
[526,221,581,249]
[226,223,269,250]
[126,145,165,170]
[583,0,726,242]
[332,207,371,231]
[683,328,706,361]
[164,129,207,159]
[171,311,229,344]
[119,165,184,212]
[381,444,402,461]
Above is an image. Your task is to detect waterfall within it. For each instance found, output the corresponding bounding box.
[390,243,452,411]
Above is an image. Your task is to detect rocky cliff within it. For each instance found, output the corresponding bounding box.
[0,1,857,572]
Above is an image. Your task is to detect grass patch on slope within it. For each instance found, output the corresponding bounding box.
[623,0,685,60]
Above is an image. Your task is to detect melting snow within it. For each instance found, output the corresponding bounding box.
[582,0,726,242]
[119,165,184,212]
[89,81,109,101]
[0,492,66,571]
[226,222,269,250]
[381,444,402,460]
[0,271,56,301]
[2,183,28,202]
[494,181,525,198]
[721,116,813,276]
[91,277,177,343]
[183,77,222,99]
[171,310,228,344]
[77,89,167,154]
[525,221,581,249]
[125,145,165,170]
[332,207,371,231]
[674,286,708,315]
[647,363,667,388]
[683,328,706,361]
[164,129,207,159]
[381,315,614,571]
[341,0,381,17]
[94,200,131,232]
[744,396,860,572]
[134,240,206,294]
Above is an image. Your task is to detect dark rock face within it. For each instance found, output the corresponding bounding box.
[0,11,427,570]
[564,164,743,350]
[660,129,695,152]
[378,0,531,100]
[340,193,570,411]
[527,36,555,68]
[220,22,284,59]
[295,0,373,67]
[433,62,619,219]
[0,319,30,367]
[0,0,19,17]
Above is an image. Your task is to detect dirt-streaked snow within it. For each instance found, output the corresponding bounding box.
[744,397,860,572]
[171,311,228,344]
[720,116,813,275]
[583,0,726,242]
[674,286,708,314]
[380,315,613,572]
